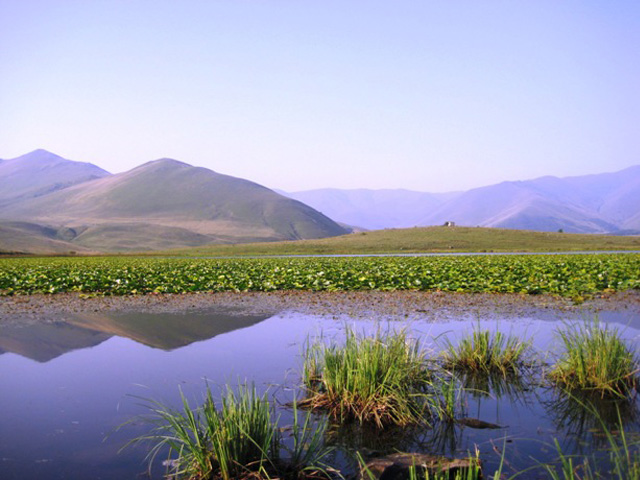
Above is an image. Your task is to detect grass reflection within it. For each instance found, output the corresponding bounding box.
[543,389,640,449]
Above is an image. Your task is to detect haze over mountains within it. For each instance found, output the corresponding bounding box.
[0,149,638,254]
[285,166,640,234]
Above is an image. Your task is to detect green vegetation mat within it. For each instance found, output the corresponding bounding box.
[1,254,638,296]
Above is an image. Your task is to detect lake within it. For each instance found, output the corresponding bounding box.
[1,301,639,479]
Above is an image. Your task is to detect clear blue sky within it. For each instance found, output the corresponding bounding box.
[1,1,639,192]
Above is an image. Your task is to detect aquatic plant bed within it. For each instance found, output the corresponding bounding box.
[1,253,639,296]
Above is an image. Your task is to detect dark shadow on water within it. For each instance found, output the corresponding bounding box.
[456,370,538,405]
[325,421,424,455]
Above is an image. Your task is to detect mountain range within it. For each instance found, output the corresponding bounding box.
[0,149,638,254]
[284,165,640,234]
[0,150,348,253]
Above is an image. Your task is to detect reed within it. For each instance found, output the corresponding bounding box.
[302,327,431,428]
[431,372,464,422]
[203,385,277,479]
[129,384,336,480]
[441,327,532,378]
[408,460,484,480]
[280,397,337,478]
[549,320,639,398]
[127,384,275,479]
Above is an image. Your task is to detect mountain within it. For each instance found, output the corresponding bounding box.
[284,166,640,234]
[0,149,110,209]
[0,151,348,252]
[282,188,460,230]
[418,166,640,233]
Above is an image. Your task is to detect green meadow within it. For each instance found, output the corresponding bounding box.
[160,226,640,257]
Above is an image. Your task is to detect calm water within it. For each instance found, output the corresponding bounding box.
[1,306,639,479]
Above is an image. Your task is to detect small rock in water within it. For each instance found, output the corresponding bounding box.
[457,417,504,429]
[360,452,480,480]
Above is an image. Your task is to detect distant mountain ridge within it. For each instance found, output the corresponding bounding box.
[0,150,348,253]
[284,165,640,234]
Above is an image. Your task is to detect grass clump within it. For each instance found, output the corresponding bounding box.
[129,384,334,480]
[549,320,639,398]
[302,327,431,428]
[441,327,532,378]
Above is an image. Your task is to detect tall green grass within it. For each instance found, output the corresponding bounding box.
[431,372,464,422]
[302,327,432,428]
[441,327,532,378]
[205,385,276,479]
[280,397,337,478]
[128,384,334,480]
[549,320,639,398]
[128,384,276,479]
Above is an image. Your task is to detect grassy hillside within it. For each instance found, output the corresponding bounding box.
[0,222,95,256]
[0,158,348,252]
[159,226,640,256]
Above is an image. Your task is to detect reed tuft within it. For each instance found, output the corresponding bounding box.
[302,327,432,428]
[549,320,639,398]
[441,327,532,378]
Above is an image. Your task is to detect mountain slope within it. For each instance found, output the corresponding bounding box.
[0,154,348,251]
[0,221,95,255]
[0,149,110,208]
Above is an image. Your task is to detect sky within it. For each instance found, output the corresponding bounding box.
[1,1,639,192]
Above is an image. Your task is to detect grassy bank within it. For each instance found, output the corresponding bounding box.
[159,226,640,257]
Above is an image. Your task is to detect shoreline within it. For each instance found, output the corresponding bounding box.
[2,290,639,326]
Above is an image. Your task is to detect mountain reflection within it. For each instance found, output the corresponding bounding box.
[0,310,270,362]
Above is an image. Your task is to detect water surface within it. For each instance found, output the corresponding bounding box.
[1,306,639,479]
